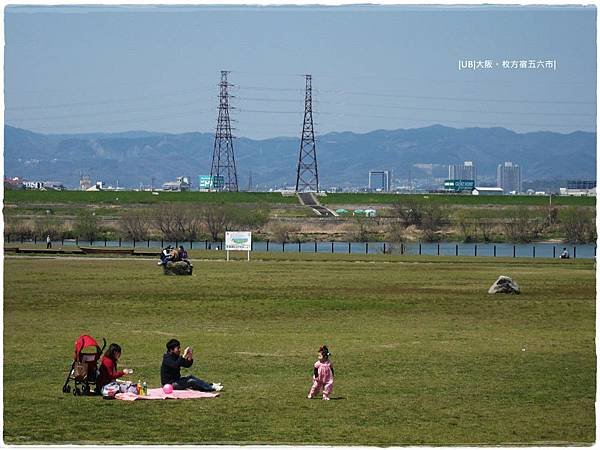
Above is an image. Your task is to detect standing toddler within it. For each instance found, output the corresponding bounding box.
[307,345,334,400]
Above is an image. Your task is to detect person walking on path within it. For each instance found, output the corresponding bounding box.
[46,235,52,249]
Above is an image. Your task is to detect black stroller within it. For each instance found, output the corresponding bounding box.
[62,334,106,396]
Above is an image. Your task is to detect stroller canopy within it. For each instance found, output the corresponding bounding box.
[73,335,104,361]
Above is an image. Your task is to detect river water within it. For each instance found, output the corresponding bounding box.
[29,238,597,259]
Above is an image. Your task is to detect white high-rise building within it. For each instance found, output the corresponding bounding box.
[448,161,476,182]
[496,161,522,194]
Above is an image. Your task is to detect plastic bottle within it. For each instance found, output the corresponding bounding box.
[137,379,142,395]
[142,381,147,396]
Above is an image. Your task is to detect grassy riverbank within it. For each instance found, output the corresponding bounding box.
[4,253,595,445]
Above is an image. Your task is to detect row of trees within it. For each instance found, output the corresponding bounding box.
[4,202,596,244]
[6,204,271,243]
[387,199,596,244]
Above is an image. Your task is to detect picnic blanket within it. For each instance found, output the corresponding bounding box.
[115,388,219,401]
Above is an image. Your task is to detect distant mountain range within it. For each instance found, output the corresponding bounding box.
[4,124,596,189]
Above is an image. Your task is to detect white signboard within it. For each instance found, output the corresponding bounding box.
[226,231,252,250]
[225,231,252,261]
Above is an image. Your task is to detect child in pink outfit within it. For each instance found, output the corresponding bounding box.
[307,345,334,400]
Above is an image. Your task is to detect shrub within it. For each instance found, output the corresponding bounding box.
[268,222,299,243]
[154,204,203,241]
[386,221,407,243]
[202,204,236,241]
[454,210,476,243]
[120,209,152,241]
[74,210,100,241]
[560,207,596,243]
[420,204,447,242]
[391,198,423,227]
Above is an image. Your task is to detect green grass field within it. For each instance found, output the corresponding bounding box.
[3,252,595,445]
[5,190,595,207]
[3,190,299,205]
[323,193,596,207]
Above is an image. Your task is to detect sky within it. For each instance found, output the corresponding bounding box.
[4,4,597,139]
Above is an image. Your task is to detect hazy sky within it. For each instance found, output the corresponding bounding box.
[4,4,596,139]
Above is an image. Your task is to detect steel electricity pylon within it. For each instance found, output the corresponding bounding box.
[295,74,319,192]
[210,70,238,192]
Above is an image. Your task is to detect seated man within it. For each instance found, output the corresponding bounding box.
[560,247,570,259]
[160,339,222,392]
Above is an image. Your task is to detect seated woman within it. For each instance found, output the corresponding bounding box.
[169,247,180,262]
[96,343,133,393]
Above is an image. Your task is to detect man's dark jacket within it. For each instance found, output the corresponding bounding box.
[161,352,193,385]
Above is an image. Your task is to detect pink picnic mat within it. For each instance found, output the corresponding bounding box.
[115,388,219,401]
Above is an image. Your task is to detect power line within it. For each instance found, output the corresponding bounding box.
[235,96,304,103]
[237,108,302,115]
[7,108,215,131]
[4,80,217,96]
[238,85,305,93]
[315,88,595,106]
[236,83,594,105]
[312,101,596,117]
[5,89,216,111]
[9,103,214,122]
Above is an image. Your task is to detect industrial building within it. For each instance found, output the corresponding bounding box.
[560,180,596,196]
[472,186,504,195]
[162,176,191,191]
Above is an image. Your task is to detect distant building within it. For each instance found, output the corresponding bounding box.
[560,180,596,196]
[80,175,92,191]
[86,181,104,191]
[449,161,476,183]
[4,177,23,190]
[472,187,504,195]
[162,176,191,191]
[22,180,64,190]
[368,170,391,192]
[43,181,65,190]
[496,161,522,194]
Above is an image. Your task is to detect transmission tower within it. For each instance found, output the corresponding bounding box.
[210,70,238,192]
[295,74,319,192]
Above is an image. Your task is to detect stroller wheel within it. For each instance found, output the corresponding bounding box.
[74,388,81,396]
[82,385,90,395]
[62,385,71,394]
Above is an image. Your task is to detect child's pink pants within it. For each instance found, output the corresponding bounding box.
[308,378,333,399]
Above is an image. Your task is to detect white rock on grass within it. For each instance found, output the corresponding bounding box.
[488,275,520,294]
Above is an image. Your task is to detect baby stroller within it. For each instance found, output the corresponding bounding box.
[62,334,106,396]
